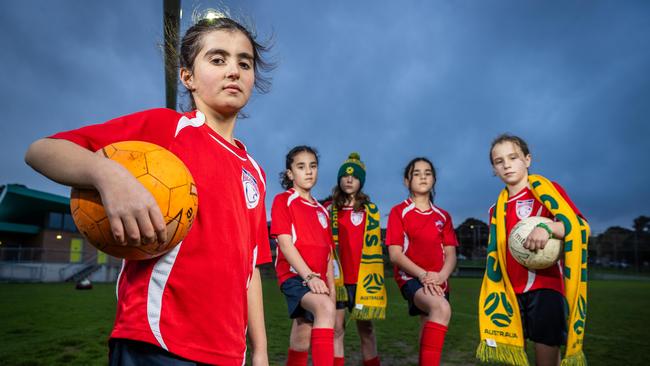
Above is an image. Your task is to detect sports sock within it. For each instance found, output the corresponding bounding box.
[334,356,345,366]
[286,348,308,366]
[311,328,334,366]
[362,356,381,366]
[419,321,448,366]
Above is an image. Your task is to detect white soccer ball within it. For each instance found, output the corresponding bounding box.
[508,216,563,270]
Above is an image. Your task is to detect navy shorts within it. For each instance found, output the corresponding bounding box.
[400,278,450,316]
[281,276,314,322]
[336,284,358,311]
[516,289,568,347]
[109,338,208,366]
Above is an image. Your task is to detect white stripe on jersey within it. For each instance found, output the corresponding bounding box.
[115,259,126,300]
[430,203,446,223]
[174,112,205,137]
[147,242,183,350]
[523,269,536,293]
[208,134,247,161]
[247,154,266,191]
[287,190,300,207]
[401,201,416,218]
[507,190,528,203]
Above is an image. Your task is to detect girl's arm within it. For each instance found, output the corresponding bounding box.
[276,234,329,295]
[247,267,269,366]
[432,246,457,285]
[25,138,166,245]
[388,246,443,296]
[326,257,336,303]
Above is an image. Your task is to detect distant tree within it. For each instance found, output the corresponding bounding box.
[455,218,489,259]
[633,216,650,233]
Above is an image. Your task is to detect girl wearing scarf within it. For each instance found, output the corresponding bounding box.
[476,134,589,366]
[326,153,385,366]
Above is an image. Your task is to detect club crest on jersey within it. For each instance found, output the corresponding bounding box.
[435,220,444,231]
[241,168,260,209]
[317,210,328,229]
[516,199,534,219]
[351,211,364,226]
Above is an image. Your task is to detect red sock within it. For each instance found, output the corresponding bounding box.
[287,348,309,366]
[419,321,448,366]
[334,356,345,366]
[363,356,381,366]
[311,328,334,366]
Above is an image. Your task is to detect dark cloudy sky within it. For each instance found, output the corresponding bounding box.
[2,1,649,234]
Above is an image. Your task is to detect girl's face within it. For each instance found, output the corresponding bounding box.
[491,141,531,187]
[339,175,361,196]
[181,30,255,115]
[406,160,434,197]
[287,152,318,192]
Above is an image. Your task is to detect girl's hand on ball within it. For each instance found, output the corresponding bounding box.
[524,227,550,250]
[94,158,167,246]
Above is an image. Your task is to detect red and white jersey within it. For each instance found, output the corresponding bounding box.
[489,182,583,295]
[50,108,271,366]
[385,198,458,289]
[325,202,367,285]
[271,189,335,285]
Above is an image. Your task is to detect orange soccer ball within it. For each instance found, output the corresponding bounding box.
[70,141,198,260]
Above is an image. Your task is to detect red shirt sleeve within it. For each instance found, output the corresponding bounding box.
[442,211,459,246]
[385,205,405,246]
[270,193,292,238]
[49,108,178,151]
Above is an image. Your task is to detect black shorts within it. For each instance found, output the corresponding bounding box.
[400,278,450,317]
[109,338,208,366]
[336,284,357,311]
[516,289,568,347]
[280,275,314,322]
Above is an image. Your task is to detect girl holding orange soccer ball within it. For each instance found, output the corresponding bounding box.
[26,11,273,366]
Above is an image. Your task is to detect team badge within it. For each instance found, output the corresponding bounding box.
[317,210,328,229]
[516,199,534,219]
[241,168,260,209]
[435,220,444,231]
[351,211,364,226]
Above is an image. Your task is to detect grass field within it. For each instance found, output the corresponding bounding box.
[1,278,648,365]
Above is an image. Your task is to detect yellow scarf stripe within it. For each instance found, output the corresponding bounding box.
[528,175,589,366]
[351,203,386,320]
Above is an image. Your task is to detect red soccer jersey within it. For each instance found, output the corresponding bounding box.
[271,189,335,285]
[50,108,271,365]
[385,198,458,289]
[325,202,367,285]
[488,182,583,295]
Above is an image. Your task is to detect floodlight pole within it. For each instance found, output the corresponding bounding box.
[164,0,181,110]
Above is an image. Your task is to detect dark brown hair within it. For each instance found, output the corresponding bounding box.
[331,183,370,212]
[178,16,274,110]
[489,134,531,165]
[280,146,319,190]
[404,157,436,203]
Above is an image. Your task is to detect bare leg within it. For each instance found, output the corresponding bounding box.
[356,319,378,361]
[534,343,561,366]
[334,308,346,357]
[289,318,312,352]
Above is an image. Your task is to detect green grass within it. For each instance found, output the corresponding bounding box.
[1,279,648,365]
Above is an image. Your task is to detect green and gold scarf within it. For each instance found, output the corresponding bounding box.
[331,203,386,320]
[476,175,589,366]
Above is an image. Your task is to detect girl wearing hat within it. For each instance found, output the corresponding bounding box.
[326,153,385,366]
